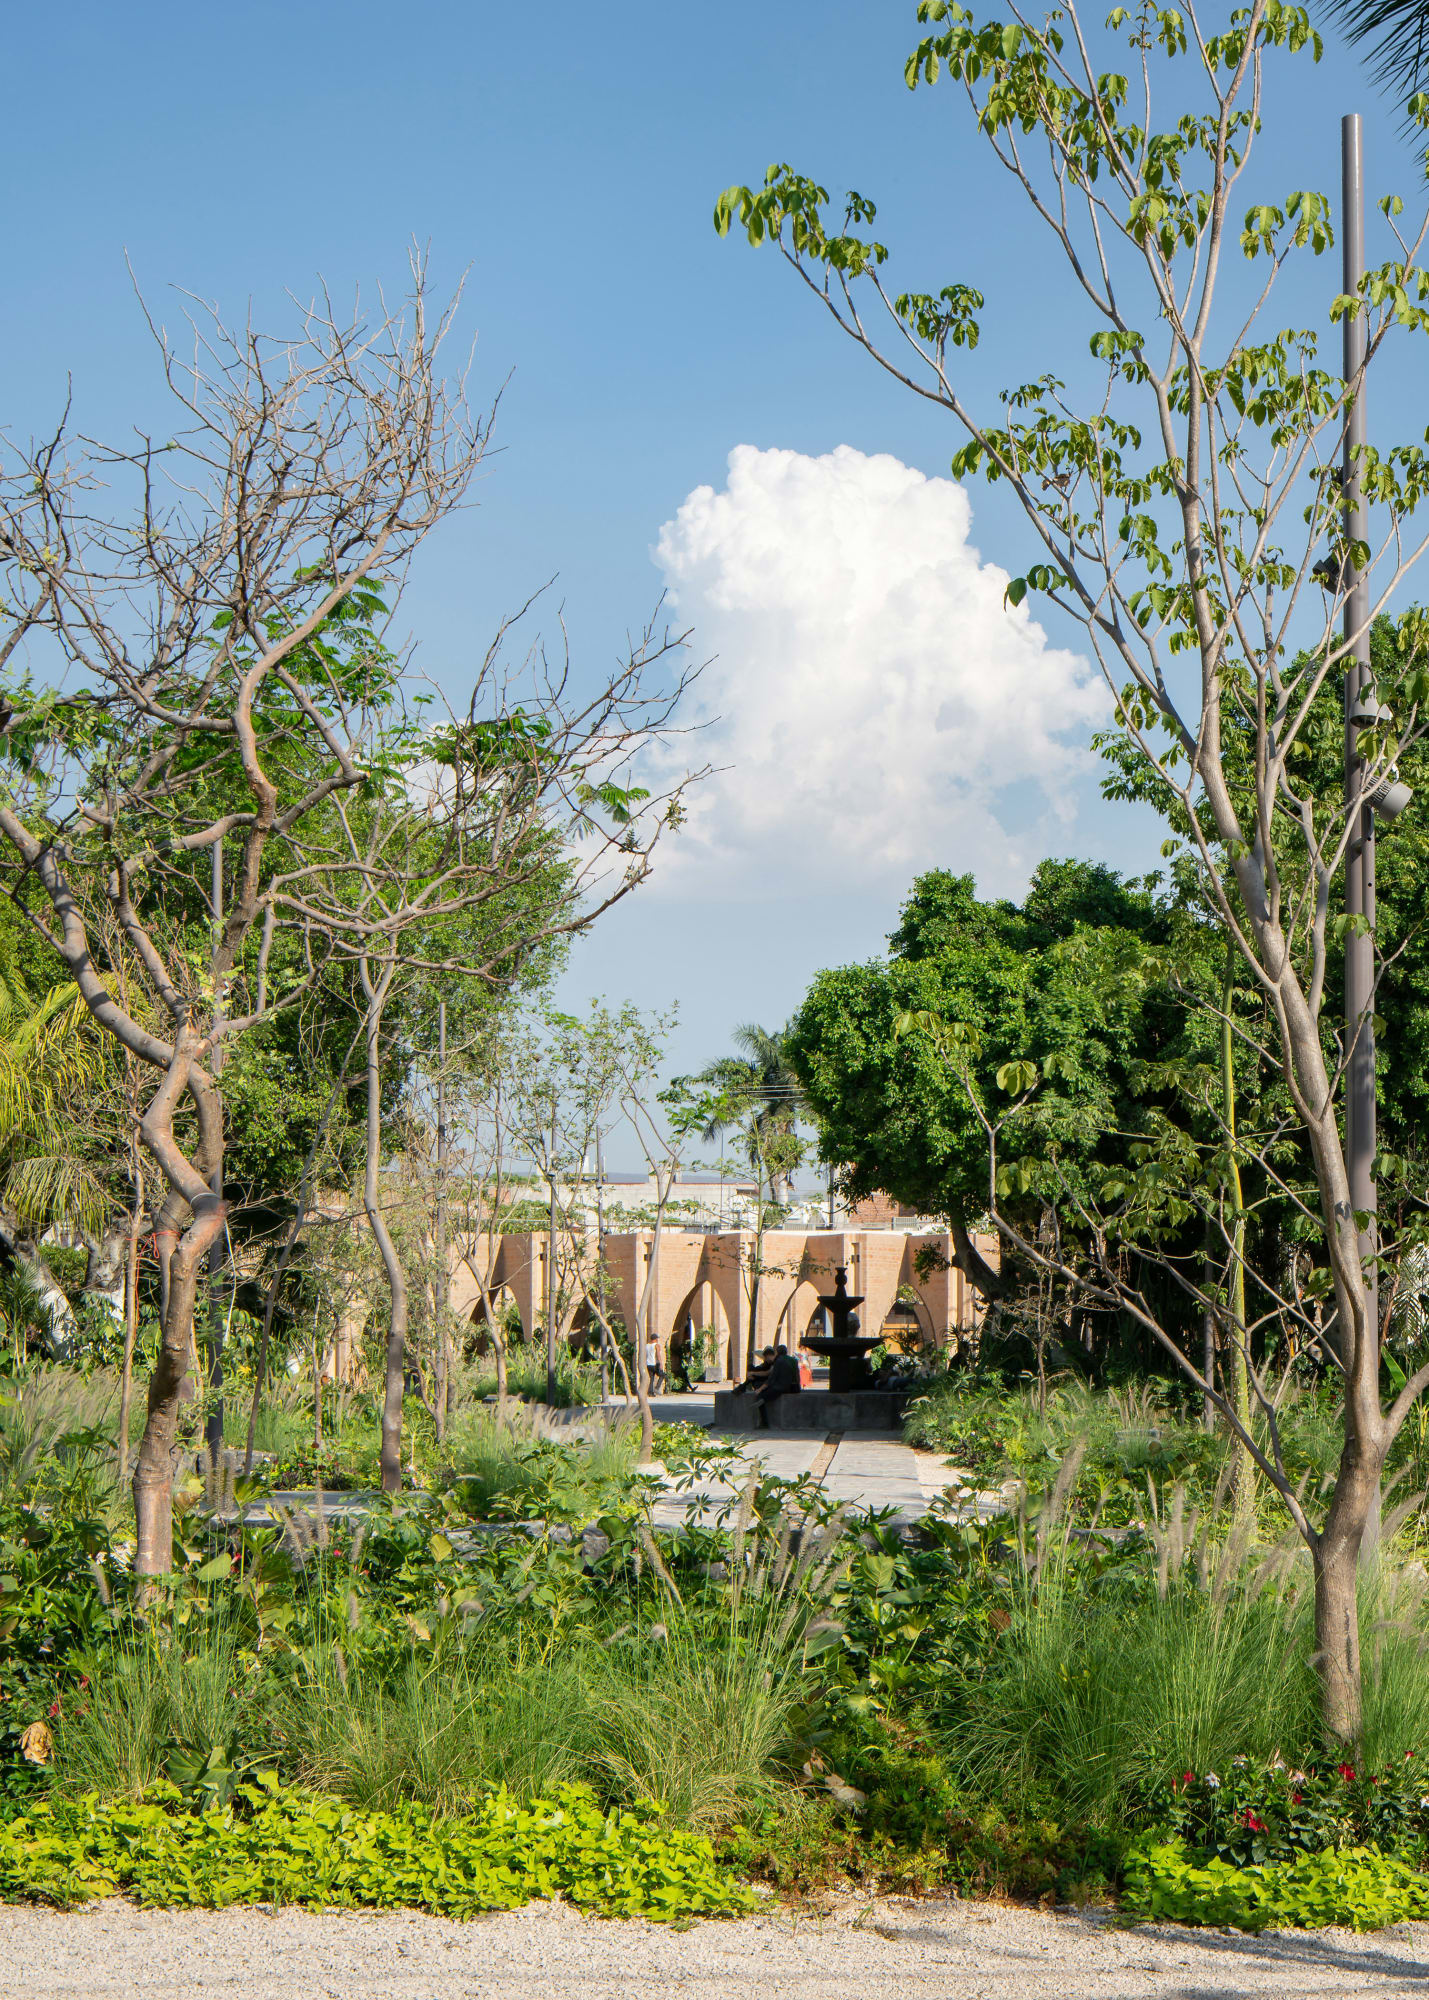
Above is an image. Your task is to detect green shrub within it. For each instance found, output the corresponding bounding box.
[51,1621,250,1800]
[1124,1836,1429,1931]
[1145,1753,1429,1868]
[0,1780,756,1919]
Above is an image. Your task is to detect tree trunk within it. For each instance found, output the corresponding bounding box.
[361,977,407,1494]
[131,1203,225,1573]
[1314,1452,1381,1742]
[117,1197,141,1487]
[745,1167,766,1379]
[1221,946,1256,1530]
[545,1122,559,1405]
[493,1322,508,1417]
[950,1210,1007,1302]
[434,999,450,1439]
[638,1231,657,1466]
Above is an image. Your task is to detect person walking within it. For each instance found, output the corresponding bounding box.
[644,1337,666,1394]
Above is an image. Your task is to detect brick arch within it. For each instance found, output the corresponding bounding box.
[777,1278,826,1349]
[703,1240,751,1381]
[466,1283,520,1355]
[876,1290,934,1349]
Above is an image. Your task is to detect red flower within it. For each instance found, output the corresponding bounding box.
[1241,1810,1267,1831]
[1183,1770,1195,1788]
[1338,1763,1357,1782]
[1291,1791,1303,1805]
[46,1701,60,1719]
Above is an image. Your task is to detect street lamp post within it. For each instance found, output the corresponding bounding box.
[1341,112,1378,1345]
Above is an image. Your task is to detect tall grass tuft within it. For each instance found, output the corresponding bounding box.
[271,1641,598,1815]
[947,1461,1429,1828]
[52,1619,249,1797]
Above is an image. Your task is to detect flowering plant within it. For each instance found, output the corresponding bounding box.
[1146,1754,1429,1868]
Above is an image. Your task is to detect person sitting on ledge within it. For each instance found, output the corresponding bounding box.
[755,1343,802,1428]
[743,1346,776,1397]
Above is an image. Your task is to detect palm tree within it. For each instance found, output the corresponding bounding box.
[0,974,110,1240]
[0,967,113,1357]
[696,1024,808,1377]
[697,1023,806,1206]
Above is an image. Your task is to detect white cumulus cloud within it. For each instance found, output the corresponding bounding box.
[649,444,1108,901]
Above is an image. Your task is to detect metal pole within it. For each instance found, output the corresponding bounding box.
[546,1105,558,1404]
[1342,112,1379,1348]
[205,838,225,1462]
[595,1126,609,1401]
[435,999,449,1432]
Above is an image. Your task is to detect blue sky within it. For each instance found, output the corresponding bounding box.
[4,2,1424,1155]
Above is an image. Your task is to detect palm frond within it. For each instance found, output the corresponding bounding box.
[4,1153,111,1239]
[1324,0,1429,107]
[0,985,103,1137]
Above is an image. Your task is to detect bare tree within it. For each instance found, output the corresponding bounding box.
[0,262,698,1565]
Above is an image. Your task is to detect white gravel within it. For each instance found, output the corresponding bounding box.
[4,1894,1429,1998]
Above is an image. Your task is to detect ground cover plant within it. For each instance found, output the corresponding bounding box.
[0,1427,848,1918]
[0,1782,756,1920]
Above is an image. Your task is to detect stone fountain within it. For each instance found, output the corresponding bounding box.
[713,1263,910,1432]
[801,1265,882,1392]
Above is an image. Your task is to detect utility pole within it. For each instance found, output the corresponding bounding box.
[546,1103,559,1404]
[205,837,226,1462]
[595,1125,609,1401]
[1342,112,1378,1348]
[434,999,449,1435]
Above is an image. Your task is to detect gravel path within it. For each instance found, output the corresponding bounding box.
[6,1895,1429,1998]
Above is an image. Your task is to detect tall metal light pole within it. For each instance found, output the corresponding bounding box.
[1342,111,1378,1343]
[205,837,226,1462]
[434,999,449,1432]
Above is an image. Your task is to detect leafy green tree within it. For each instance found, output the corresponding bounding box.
[717,0,1429,1734]
[0,276,695,1565]
[787,862,1175,1307]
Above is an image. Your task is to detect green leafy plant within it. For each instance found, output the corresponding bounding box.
[1124,1836,1429,1931]
[0,1781,758,1920]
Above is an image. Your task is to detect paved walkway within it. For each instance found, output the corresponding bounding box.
[239,1390,1011,1535]
[638,1390,1014,1531]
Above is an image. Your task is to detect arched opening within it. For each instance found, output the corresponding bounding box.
[878,1294,932,1353]
[776,1280,821,1351]
[803,1300,831,1342]
[668,1280,722,1388]
[566,1300,598,1360]
[466,1287,521,1358]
